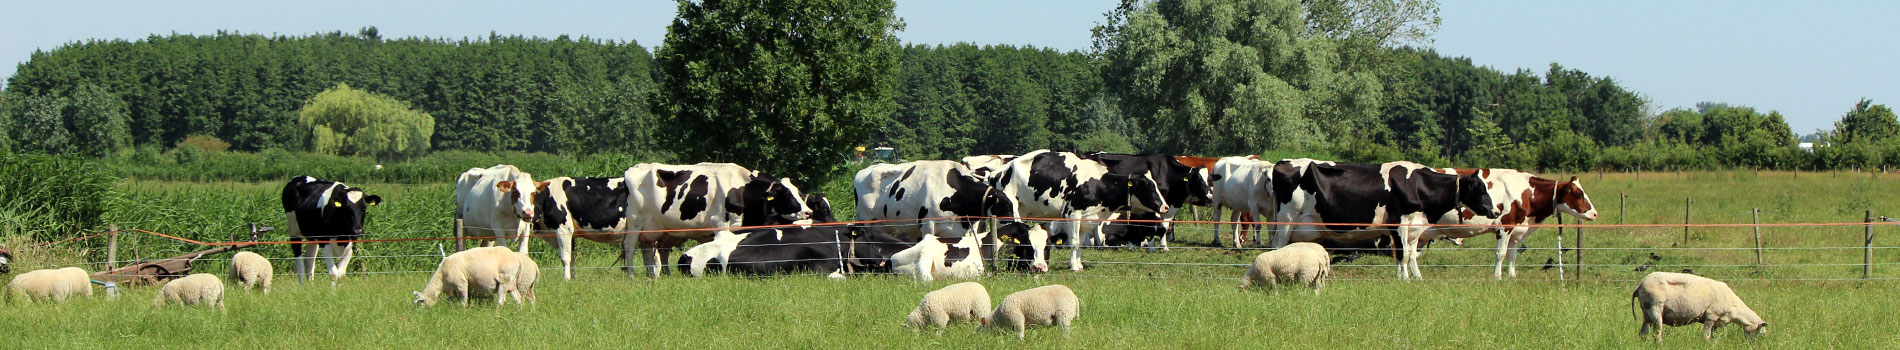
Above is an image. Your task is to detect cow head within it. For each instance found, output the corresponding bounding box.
[739,175,812,225]
[838,228,890,273]
[1105,172,1169,214]
[1455,174,1499,219]
[494,179,545,224]
[803,193,836,223]
[993,221,1049,273]
[1556,176,1599,221]
[320,186,382,237]
[1171,161,1218,207]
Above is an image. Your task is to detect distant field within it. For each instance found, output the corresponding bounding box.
[4,170,1899,347]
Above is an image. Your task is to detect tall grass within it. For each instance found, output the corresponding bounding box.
[0,154,121,241]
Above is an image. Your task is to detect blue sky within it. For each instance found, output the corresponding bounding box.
[2,0,1893,133]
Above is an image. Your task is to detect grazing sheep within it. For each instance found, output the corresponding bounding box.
[412,247,527,307]
[154,273,225,310]
[513,250,539,306]
[1241,242,1331,294]
[906,282,992,332]
[6,267,92,303]
[983,285,1080,339]
[229,251,273,294]
[1632,272,1767,342]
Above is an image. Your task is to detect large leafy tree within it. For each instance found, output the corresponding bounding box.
[1096,0,1386,155]
[1832,98,1898,145]
[653,0,902,184]
[297,83,435,160]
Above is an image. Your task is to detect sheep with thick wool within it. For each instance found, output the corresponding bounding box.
[982,284,1079,339]
[413,246,531,307]
[229,251,273,294]
[7,267,92,303]
[1241,242,1331,294]
[906,282,991,331]
[154,273,225,310]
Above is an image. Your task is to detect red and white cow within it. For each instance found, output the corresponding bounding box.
[1418,168,1600,278]
[1269,161,1499,280]
[994,150,1169,272]
[622,163,812,278]
[454,165,543,253]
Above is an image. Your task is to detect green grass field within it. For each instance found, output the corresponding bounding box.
[4,170,1900,347]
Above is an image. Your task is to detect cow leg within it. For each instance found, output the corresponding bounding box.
[638,237,662,278]
[1069,218,1086,272]
[319,244,342,286]
[300,243,321,283]
[1494,230,1513,279]
[515,222,532,254]
[621,236,642,277]
[1505,230,1527,278]
[335,242,356,281]
[544,227,574,280]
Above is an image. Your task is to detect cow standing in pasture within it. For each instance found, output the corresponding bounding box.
[282,176,382,284]
[455,165,544,253]
[1269,161,1498,280]
[994,150,1168,271]
[854,160,1044,271]
[622,163,812,278]
[1417,168,1599,278]
[529,176,631,280]
[1209,156,1274,248]
[1079,152,1218,253]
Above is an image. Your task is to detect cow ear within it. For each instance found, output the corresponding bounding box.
[1569,176,1579,183]
[1208,173,1223,182]
[535,181,551,191]
[365,195,382,206]
[496,181,516,192]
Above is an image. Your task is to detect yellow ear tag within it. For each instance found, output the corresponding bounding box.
[332,202,343,207]
[1127,181,1133,187]
[369,202,378,206]
[766,196,775,202]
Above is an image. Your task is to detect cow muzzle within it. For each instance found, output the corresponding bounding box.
[1031,262,1049,273]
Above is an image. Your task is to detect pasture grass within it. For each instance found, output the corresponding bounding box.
[4,170,1899,348]
[2,270,1893,348]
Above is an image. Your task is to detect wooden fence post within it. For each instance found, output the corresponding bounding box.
[106,224,119,270]
[1576,217,1585,278]
[1619,193,1627,225]
[1683,197,1693,245]
[1866,210,1875,280]
[1753,209,1763,265]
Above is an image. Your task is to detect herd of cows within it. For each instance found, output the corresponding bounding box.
[5,148,1780,341]
[276,149,1605,284]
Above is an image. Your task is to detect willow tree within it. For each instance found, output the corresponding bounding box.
[297,83,435,160]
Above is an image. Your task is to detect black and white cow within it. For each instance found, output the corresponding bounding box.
[530,176,630,280]
[454,165,542,253]
[1272,161,1499,280]
[676,227,890,278]
[623,163,812,278]
[281,176,381,284]
[995,150,1169,271]
[853,160,1037,269]
[1266,158,1335,248]
[1080,152,1220,251]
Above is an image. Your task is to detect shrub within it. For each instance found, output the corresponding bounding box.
[177,135,232,153]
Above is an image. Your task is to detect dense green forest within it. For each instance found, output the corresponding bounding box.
[3,0,1899,174]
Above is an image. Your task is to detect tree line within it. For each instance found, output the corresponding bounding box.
[5,0,1900,176]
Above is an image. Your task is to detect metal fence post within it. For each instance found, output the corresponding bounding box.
[1619,193,1626,225]
[1576,218,1585,278]
[1556,215,1565,280]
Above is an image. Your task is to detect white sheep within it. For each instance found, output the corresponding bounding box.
[513,250,540,306]
[154,273,225,311]
[983,284,1080,339]
[1632,272,1768,342]
[229,251,273,294]
[6,267,92,303]
[413,246,528,307]
[1241,242,1331,294]
[906,282,992,332]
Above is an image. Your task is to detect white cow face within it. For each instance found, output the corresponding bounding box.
[495,180,544,223]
